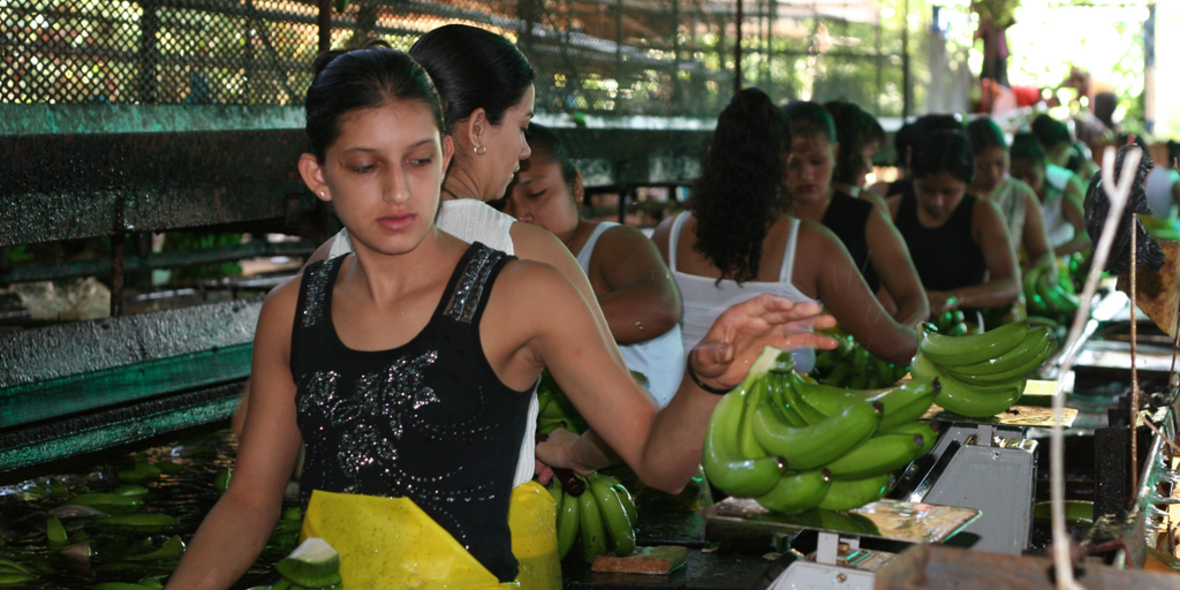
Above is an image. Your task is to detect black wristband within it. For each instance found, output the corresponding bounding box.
[687,362,731,395]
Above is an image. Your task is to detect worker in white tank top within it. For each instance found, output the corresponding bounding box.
[501,123,686,408]
[651,89,918,370]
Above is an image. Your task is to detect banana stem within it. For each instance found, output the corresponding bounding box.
[1048,146,1141,590]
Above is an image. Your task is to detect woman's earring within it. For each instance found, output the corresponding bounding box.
[475,143,487,155]
[319,191,325,198]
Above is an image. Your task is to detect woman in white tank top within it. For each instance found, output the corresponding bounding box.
[502,123,685,408]
[652,89,918,367]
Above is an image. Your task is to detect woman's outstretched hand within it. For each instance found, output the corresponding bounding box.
[690,295,837,391]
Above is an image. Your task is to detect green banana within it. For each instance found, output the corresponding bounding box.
[770,372,807,427]
[46,516,68,546]
[613,481,637,528]
[751,400,882,470]
[66,493,144,507]
[818,474,893,511]
[942,327,1053,378]
[783,376,828,425]
[126,535,185,561]
[214,468,232,493]
[0,560,34,575]
[942,337,1052,385]
[824,361,853,387]
[738,378,771,459]
[918,321,1029,366]
[114,485,149,498]
[883,420,940,454]
[275,538,342,588]
[825,434,925,480]
[556,484,580,561]
[791,373,938,432]
[578,485,607,562]
[913,353,1024,417]
[589,474,635,556]
[546,479,564,511]
[702,350,789,497]
[94,513,181,529]
[755,469,832,515]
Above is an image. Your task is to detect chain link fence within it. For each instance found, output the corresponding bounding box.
[2,0,915,118]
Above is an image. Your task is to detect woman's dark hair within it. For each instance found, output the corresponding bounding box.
[893,122,915,166]
[912,131,974,184]
[1167,140,1180,168]
[825,100,884,185]
[965,117,1007,153]
[1031,114,1071,150]
[1009,132,1046,165]
[1065,141,1089,175]
[524,122,577,188]
[305,40,445,162]
[409,24,535,133]
[691,87,788,284]
[783,101,836,144]
[913,114,963,141]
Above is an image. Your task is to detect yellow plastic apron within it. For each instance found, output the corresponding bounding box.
[300,481,560,590]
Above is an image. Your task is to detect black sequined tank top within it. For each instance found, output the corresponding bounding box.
[894,191,987,292]
[821,191,879,293]
[290,243,530,582]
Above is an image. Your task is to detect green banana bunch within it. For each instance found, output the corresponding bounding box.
[704,348,939,515]
[1023,261,1080,324]
[545,473,638,561]
[537,370,648,436]
[811,335,909,388]
[0,559,37,587]
[933,309,969,336]
[914,321,1053,417]
[702,349,790,498]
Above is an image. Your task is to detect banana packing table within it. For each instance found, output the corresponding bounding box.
[698,498,979,590]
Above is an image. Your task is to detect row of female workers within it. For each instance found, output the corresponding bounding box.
[172,27,838,590]
[499,93,1097,393]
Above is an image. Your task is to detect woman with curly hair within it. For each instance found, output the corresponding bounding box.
[652,89,917,369]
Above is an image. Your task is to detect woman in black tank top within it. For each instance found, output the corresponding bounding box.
[888,131,1020,316]
[169,44,838,590]
[781,101,929,328]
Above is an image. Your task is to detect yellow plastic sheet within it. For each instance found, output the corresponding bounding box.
[301,481,559,590]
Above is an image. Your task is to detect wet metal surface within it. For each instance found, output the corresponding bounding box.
[700,498,979,545]
[0,298,261,388]
[0,130,311,246]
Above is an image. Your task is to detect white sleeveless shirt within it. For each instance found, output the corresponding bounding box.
[668,212,819,373]
[574,222,685,408]
[326,198,538,489]
[1042,164,1076,248]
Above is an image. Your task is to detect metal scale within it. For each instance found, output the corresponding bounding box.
[884,383,1079,555]
[701,498,980,590]
[699,387,1079,588]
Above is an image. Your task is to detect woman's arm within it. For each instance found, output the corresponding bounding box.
[857,190,890,216]
[863,209,929,328]
[167,282,305,590]
[795,222,917,365]
[928,199,1020,313]
[496,263,835,493]
[511,222,628,368]
[1053,173,1093,256]
[590,225,682,344]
